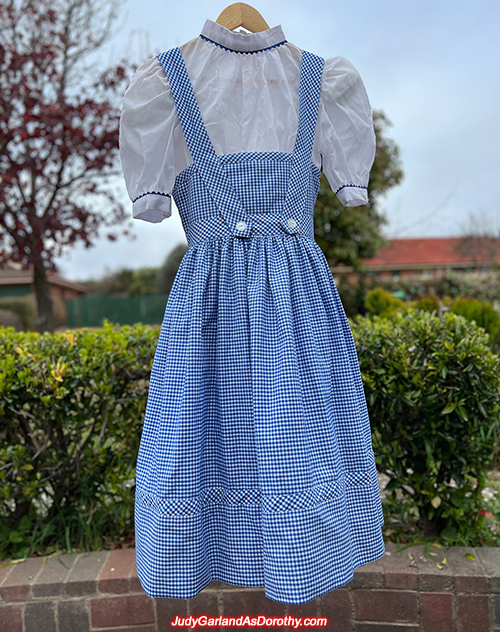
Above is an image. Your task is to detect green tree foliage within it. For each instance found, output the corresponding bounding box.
[314,110,404,272]
[156,243,190,294]
[128,268,161,296]
[82,266,159,296]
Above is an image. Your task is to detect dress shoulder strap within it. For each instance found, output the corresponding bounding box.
[293,50,325,160]
[157,47,253,238]
[156,47,216,161]
[283,50,325,218]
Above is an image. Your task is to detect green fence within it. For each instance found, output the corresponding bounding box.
[66,293,169,328]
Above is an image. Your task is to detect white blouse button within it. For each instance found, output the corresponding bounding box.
[236,221,247,231]
[287,218,297,229]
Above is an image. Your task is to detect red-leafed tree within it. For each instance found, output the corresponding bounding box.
[0,0,138,332]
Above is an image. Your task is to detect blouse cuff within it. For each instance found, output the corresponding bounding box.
[335,185,368,207]
[132,192,172,223]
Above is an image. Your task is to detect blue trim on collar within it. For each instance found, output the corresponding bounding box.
[200,33,287,55]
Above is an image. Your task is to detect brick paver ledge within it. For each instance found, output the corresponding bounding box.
[2,542,500,631]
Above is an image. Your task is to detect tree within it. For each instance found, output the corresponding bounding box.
[156,243,189,295]
[0,0,137,333]
[129,267,161,296]
[455,210,500,268]
[314,110,404,273]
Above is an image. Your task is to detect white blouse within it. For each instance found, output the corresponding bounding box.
[119,19,376,224]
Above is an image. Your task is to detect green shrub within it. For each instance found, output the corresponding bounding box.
[414,293,440,312]
[363,269,500,303]
[364,286,407,317]
[3,309,500,558]
[350,309,500,546]
[0,295,37,331]
[0,320,159,561]
[450,297,500,339]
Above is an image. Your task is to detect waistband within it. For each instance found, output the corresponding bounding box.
[186,211,315,248]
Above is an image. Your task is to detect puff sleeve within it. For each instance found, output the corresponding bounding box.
[119,56,178,223]
[317,57,376,207]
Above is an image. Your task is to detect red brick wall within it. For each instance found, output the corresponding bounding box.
[1,542,499,631]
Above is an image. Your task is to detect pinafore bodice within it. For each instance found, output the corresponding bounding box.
[156,47,324,249]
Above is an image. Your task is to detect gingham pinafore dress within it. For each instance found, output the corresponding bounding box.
[134,46,385,605]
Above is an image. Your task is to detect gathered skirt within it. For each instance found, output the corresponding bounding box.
[134,233,385,604]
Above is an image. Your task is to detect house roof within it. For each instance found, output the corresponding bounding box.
[0,266,92,292]
[361,236,500,267]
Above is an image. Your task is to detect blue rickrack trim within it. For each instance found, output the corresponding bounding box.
[132,191,171,203]
[335,184,367,194]
[200,33,287,55]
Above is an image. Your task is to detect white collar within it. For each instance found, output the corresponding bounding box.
[200,19,286,53]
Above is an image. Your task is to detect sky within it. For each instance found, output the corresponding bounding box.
[54,0,500,283]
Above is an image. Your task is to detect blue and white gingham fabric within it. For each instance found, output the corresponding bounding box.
[134,46,385,605]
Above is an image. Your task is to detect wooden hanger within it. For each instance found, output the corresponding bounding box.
[216,3,270,33]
